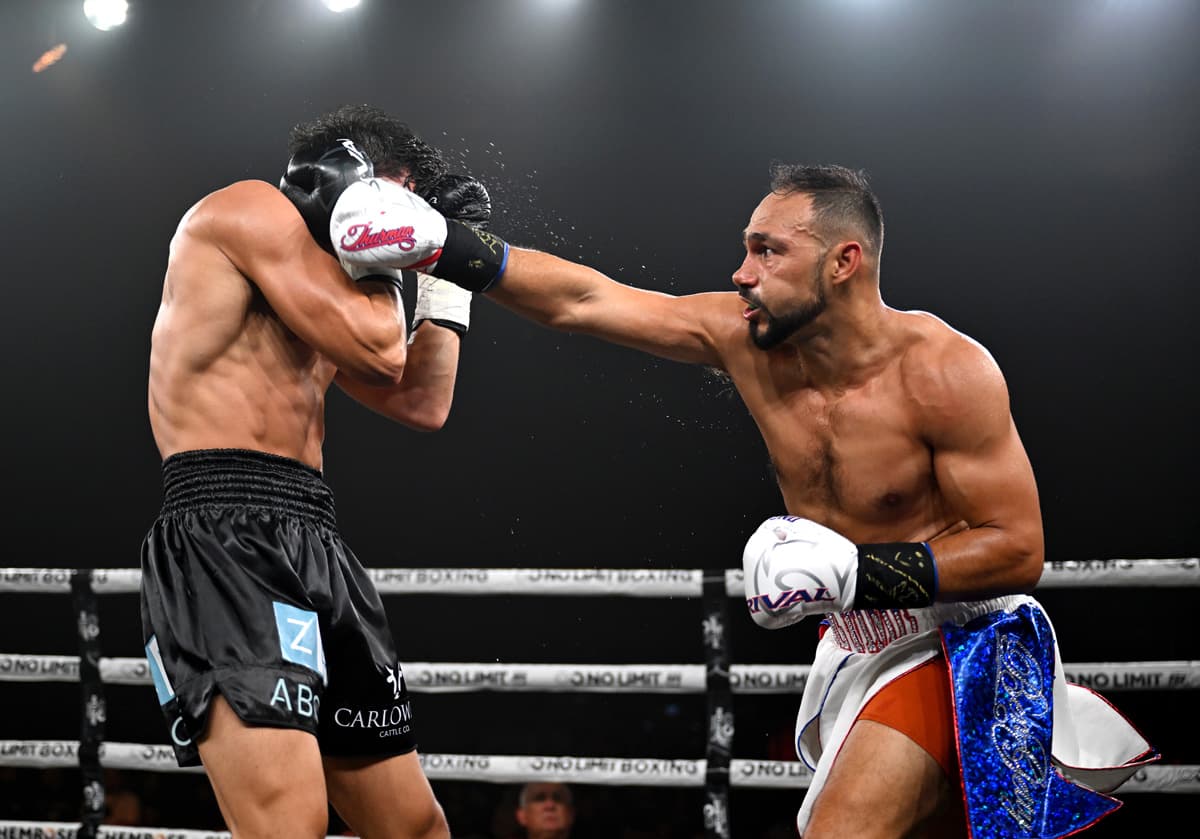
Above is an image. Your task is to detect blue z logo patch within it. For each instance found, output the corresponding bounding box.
[273,602,327,684]
[144,635,175,706]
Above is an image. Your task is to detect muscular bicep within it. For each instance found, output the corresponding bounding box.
[487,247,736,367]
[921,340,1045,595]
[934,411,1040,536]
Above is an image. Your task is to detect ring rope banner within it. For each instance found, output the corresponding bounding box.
[2,655,1197,692]
[0,568,707,597]
[724,557,1200,596]
[1,558,1196,596]
[1,742,1196,793]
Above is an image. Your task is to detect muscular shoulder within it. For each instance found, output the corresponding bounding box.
[180,180,305,254]
[895,310,1011,441]
[204,179,292,211]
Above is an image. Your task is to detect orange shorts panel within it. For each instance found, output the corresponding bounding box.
[856,655,958,780]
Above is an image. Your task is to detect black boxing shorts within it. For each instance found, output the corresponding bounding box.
[139,448,418,767]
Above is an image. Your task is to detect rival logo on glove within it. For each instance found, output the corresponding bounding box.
[741,515,859,628]
[340,223,419,253]
[745,586,837,616]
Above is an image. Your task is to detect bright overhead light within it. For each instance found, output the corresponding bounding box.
[83,0,128,31]
[322,0,362,11]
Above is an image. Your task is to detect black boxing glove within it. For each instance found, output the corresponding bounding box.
[425,172,506,291]
[280,139,374,252]
[426,173,492,230]
[411,174,495,335]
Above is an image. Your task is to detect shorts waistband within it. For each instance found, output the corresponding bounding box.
[160,448,337,529]
[824,595,1025,654]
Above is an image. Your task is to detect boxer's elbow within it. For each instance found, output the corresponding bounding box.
[345,341,408,386]
[385,382,455,432]
[1006,532,1045,593]
[372,351,409,386]
[401,399,451,432]
[318,305,408,384]
[352,316,410,384]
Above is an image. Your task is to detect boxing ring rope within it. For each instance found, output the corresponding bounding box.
[2,557,1197,596]
[6,655,1199,693]
[1,559,1197,839]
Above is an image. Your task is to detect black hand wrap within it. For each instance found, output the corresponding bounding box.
[279,139,374,252]
[854,542,938,610]
[425,173,509,293]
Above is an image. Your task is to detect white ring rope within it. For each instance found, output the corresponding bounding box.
[1,558,1196,596]
[2,654,1197,693]
[0,741,1196,793]
[3,559,1196,830]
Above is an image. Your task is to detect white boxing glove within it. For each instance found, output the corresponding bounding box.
[331,178,449,273]
[412,272,472,336]
[742,516,859,629]
[329,177,509,294]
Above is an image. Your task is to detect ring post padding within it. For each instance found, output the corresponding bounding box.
[701,573,732,839]
[69,570,106,838]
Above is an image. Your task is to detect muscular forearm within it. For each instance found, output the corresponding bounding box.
[926,522,1044,601]
[336,326,460,431]
[487,247,615,331]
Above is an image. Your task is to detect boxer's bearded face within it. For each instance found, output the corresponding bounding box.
[736,191,831,350]
[747,259,828,350]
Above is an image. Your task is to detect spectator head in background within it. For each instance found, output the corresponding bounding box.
[516,782,575,839]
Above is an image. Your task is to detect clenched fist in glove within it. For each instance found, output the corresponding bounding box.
[425,173,492,229]
[412,174,494,336]
[742,516,938,629]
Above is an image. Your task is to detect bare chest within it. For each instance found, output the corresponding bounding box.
[739,377,936,534]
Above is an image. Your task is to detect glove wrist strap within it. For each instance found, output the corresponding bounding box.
[435,221,509,293]
[353,272,403,293]
[414,318,466,337]
[853,542,938,610]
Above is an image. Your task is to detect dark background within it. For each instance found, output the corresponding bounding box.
[1,1,1197,836]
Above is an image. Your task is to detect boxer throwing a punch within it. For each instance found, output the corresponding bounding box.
[317,162,1157,838]
[140,103,491,839]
